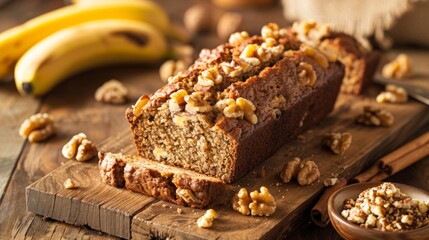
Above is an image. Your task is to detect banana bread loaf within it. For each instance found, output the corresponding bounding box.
[126,23,344,183]
[99,151,224,208]
[291,21,379,95]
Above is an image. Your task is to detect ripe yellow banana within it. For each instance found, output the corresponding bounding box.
[0,0,187,80]
[15,20,168,96]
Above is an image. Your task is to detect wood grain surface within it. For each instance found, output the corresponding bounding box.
[26,91,429,239]
[1,0,429,239]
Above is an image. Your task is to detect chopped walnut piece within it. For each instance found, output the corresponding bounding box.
[342,182,429,231]
[215,97,257,124]
[382,54,412,79]
[19,113,55,143]
[376,84,408,103]
[184,92,212,114]
[197,209,218,228]
[169,89,188,113]
[232,188,252,215]
[271,95,286,108]
[159,60,188,83]
[176,188,202,204]
[95,79,128,104]
[300,44,329,68]
[356,106,394,127]
[323,178,339,187]
[133,95,149,117]
[249,186,277,217]
[298,62,317,87]
[292,20,330,46]
[236,98,257,124]
[228,31,249,46]
[197,67,223,87]
[297,161,320,186]
[280,157,301,183]
[62,133,97,162]
[322,132,353,155]
[261,23,280,39]
[177,208,183,214]
[64,178,77,189]
[239,44,261,67]
[153,147,168,160]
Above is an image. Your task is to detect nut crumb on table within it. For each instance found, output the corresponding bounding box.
[19,113,55,143]
[64,178,77,189]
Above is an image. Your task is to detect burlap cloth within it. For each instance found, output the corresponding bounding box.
[282,0,429,49]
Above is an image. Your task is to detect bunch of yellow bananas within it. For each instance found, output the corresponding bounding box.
[0,0,187,96]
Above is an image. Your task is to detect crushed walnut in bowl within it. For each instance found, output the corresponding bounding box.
[328,182,429,240]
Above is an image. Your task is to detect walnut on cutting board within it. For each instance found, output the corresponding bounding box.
[232,188,252,215]
[322,132,352,155]
[197,209,218,228]
[62,133,97,161]
[297,161,320,186]
[356,106,394,127]
[280,158,320,186]
[280,157,301,183]
[19,113,55,143]
[64,178,78,189]
[249,186,277,216]
[376,84,408,104]
[232,186,276,217]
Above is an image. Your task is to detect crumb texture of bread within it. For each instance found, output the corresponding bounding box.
[98,152,224,208]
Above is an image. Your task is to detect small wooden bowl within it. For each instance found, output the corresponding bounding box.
[328,182,429,240]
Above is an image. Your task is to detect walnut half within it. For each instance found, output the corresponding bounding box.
[232,186,276,217]
[382,54,412,79]
[249,186,277,217]
[280,157,301,183]
[62,133,97,161]
[297,161,321,186]
[356,106,394,127]
[280,158,320,186]
[95,79,128,104]
[322,132,352,155]
[376,84,408,104]
[19,113,55,143]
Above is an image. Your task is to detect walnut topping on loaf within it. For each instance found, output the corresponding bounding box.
[291,20,379,95]
[126,22,344,183]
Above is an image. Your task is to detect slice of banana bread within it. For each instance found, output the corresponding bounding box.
[126,23,344,183]
[99,151,224,208]
[291,21,380,95]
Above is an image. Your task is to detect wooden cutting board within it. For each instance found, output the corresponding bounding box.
[26,89,429,239]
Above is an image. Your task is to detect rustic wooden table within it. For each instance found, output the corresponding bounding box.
[0,0,428,239]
